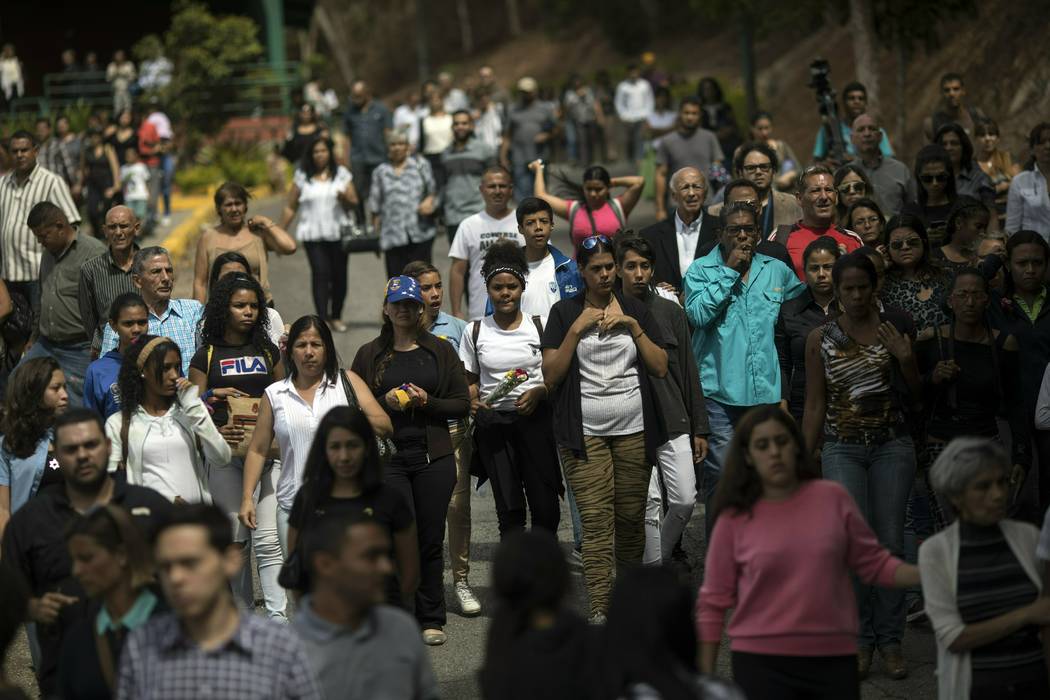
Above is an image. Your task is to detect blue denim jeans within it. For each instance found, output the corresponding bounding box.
[513,163,534,199]
[701,400,756,535]
[822,436,916,650]
[21,337,92,408]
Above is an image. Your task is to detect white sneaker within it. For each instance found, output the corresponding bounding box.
[588,613,607,625]
[161,216,172,227]
[455,580,481,616]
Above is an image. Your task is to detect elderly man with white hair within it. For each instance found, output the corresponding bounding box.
[919,437,1050,700]
[638,166,718,292]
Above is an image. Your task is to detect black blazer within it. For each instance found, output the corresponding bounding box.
[638,208,719,290]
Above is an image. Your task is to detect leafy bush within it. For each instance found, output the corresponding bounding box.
[174,165,224,194]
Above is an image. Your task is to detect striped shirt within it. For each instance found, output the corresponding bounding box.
[117,611,321,700]
[267,376,349,511]
[0,164,80,282]
[36,138,78,187]
[957,521,1044,679]
[78,245,139,348]
[100,298,203,376]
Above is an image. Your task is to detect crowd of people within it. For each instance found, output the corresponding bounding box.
[0,54,1048,700]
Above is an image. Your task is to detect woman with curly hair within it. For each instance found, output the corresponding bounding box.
[207,251,286,345]
[459,241,561,540]
[188,272,285,618]
[105,335,230,504]
[351,275,469,645]
[700,406,919,697]
[0,358,68,537]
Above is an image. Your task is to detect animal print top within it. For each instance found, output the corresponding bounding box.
[820,318,903,440]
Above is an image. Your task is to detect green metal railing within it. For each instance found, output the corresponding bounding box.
[5,62,303,118]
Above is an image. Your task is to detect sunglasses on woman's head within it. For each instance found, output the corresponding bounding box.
[580,235,611,250]
[837,182,866,195]
[889,237,923,251]
[920,173,949,184]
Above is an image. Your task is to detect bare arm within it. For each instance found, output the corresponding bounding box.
[346,370,392,438]
[613,175,645,217]
[530,161,569,219]
[654,164,668,220]
[251,217,297,255]
[541,308,603,388]
[238,395,276,530]
[949,598,1050,652]
[280,184,301,230]
[499,135,511,170]
[340,180,359,207]
[106,145,121,193]
[0,485,10,541]
[449,258,468,319]
[192,231,211,303]
[801,328,827,456]
[0,279,12,324]
[698,641,719,676]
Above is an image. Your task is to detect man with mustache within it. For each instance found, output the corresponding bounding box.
[682,201,805,536]
[98,245,203,376]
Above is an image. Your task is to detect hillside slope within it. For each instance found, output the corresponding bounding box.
[382,0,1044,164]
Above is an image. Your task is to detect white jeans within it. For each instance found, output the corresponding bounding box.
[643,434,697,564]
[209,456,287,619]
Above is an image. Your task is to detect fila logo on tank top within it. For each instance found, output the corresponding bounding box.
[219,356,269,376]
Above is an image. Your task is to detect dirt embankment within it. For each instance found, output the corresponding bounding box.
[384,1,1043,166]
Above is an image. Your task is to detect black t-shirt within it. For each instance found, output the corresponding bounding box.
[375,347,439,452]
[288,484,414,538]
[190,340,279,426]
[38,449,63,491]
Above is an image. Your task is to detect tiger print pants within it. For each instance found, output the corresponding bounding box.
[560,432,651,616]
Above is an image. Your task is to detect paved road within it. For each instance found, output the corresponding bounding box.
[2,169,938,699]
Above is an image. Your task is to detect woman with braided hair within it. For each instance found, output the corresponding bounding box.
[459,241,561,541]
[351,275,469,646]
[105,334,230,504]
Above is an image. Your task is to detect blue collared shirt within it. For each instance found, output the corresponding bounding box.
[0,430,54,514]
[683,246,805,406]
[99,298,203,376]
[430,310,467,352]
[83,350,123,418]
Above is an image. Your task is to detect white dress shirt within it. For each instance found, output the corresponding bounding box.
[675,210,704,278]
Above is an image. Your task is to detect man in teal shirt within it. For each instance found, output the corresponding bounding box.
[683,201,804,533]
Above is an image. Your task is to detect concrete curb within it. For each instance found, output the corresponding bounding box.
[159,194,215,262]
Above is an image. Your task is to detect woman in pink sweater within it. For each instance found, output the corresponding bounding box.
[697,405,920,699]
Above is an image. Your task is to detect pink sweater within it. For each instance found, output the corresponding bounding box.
[697,479,902,656]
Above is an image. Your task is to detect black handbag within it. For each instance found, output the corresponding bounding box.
[277,544,307,591]
[340,208,380,254]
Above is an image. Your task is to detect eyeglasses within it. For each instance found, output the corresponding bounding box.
[742,163,773,174]
[920,173,949,184]
[725,225,757,236]
[951,290,988,302]
[889,237,923,251]
[837,182,867,195]
[852,215,882,227]
[580,235,611,250]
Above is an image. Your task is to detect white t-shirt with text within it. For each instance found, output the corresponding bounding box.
[458,314,546,410]
[448,210,522,320]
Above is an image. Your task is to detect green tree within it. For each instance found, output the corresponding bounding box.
[140,1,263,140]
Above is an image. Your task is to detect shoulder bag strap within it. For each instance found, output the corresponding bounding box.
[471,320,482,374]
[95,629,117,692]
[609,197,626,231]
[531,315,544,337]
[339,369,359,408]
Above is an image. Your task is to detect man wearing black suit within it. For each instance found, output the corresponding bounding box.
[639,167,718,291]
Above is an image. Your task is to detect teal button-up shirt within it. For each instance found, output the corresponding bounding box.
[683,246,805,407]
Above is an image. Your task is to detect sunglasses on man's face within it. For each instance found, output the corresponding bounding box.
[837,182,866,195]
[890,237,923,251]
[580,235,611,250]
[920,173,949,184]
